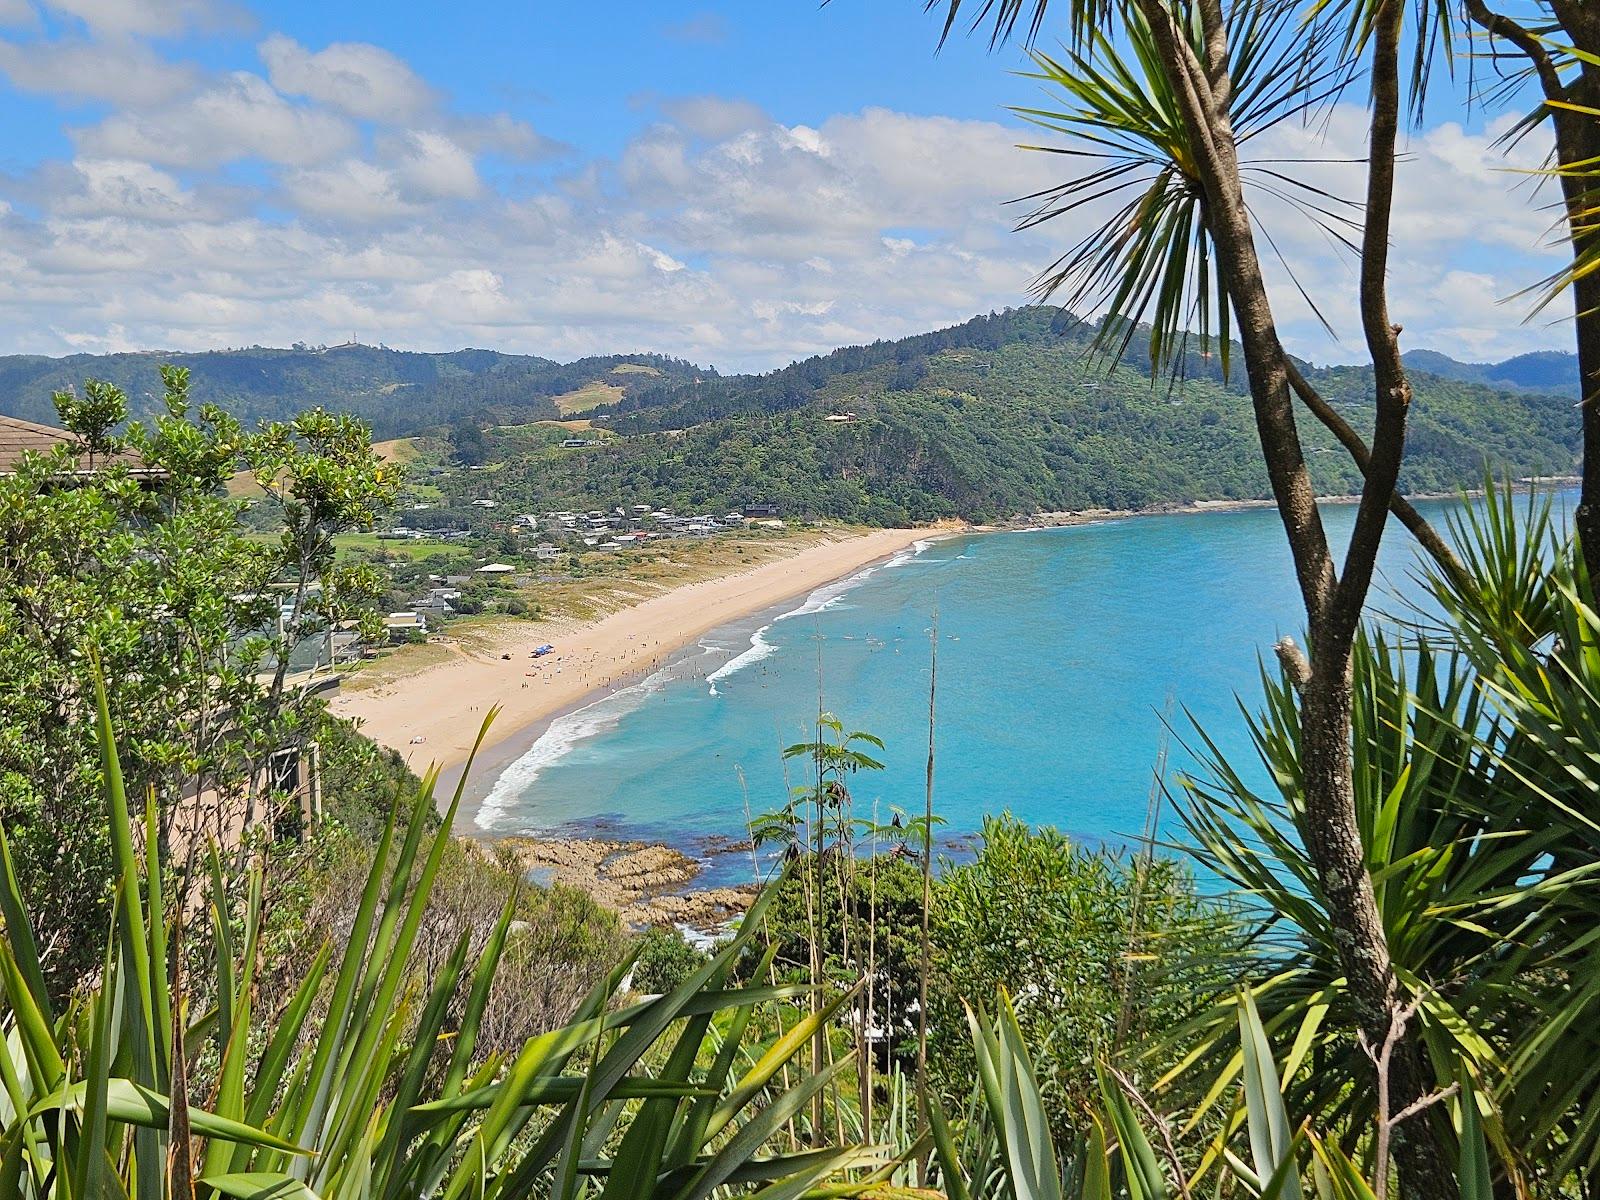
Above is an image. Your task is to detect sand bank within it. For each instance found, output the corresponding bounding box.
[330,526,944,783]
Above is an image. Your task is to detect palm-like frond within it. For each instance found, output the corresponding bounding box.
[1011,0,1357,376]
[1168,484,1600,1190]
[0,665,888,1198]
[931,987,1494,1198]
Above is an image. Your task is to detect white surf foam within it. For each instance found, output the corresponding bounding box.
[478,538,943,823]
[704,538,935,692]
[475,676,660,830]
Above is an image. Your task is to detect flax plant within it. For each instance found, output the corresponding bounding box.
[0,664,892,1198]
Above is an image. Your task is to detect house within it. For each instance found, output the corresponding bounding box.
[742,503,781,518]
[475,562,517,575]
[470,498,498,509]
[0,415,165,486]
[560,438,598,448]
[533,543,561,561]
[822,412,858,423]
[410,587,460,615]
[383,611,428,642]
[330,629,366,664]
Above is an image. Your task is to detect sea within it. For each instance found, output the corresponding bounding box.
[473,494,1566,887]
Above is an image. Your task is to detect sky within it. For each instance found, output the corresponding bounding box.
[0,0,1576,372]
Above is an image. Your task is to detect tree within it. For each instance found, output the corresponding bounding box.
[928,816,1238,1138]
[933,0,1468,1189]
[1455,3,1600,580]
[0,379,273,983]
[449,415,490,465]
[246,407,397,708]
[0,376,395,989]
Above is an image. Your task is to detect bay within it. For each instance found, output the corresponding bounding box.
[474,494,1564,883]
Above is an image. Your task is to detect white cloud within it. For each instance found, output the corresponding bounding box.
[281,159,415,221]
[0,36,198,105]
[448,111,564,161]
[0,9,1577,375]
[391,130,479,199]
[74,70,354,167]
[56,158,202,220]
[657,95,767,141]
[0,0,36,27]
[38,0,245,38]
[259,33,434,121]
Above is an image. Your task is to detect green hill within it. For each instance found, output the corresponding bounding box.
[461,309,1578,524]
[1402,347,1579,397]
[0,310,1577,524]
[0,344,702,438]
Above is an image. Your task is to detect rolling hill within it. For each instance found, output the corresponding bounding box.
[0,311,1580,524]
[1402,347,1579,397]
[446,309,1580,524]
[0,343,702,438]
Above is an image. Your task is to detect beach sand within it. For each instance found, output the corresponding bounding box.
[330,526,944,786]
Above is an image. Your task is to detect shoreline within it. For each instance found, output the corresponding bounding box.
[340,483,1578,930]
[330,525,952,797]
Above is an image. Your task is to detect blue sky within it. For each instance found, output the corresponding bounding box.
[0,0,1574,370]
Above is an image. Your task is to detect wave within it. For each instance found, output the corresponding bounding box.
[475,677,661,830]
[479,538,941,821]
[705,539,934,692]
[705,625,777,694]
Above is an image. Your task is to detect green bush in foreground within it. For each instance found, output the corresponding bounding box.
[0,682,890,1199]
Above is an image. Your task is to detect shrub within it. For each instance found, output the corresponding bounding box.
[630,925,709,995]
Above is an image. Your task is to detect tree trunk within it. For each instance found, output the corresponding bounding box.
[1466,1,1600,589]
[1125,4,1457,1190]
[1299,658,1453,1190]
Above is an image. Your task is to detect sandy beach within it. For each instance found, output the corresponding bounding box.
[331,526,943,782]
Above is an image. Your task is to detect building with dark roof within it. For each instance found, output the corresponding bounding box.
[0,415,162,482]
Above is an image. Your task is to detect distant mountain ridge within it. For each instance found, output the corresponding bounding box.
[0,317,1581,526]
[0,324,1577,438]
[444,308,1581,525]
[1402,347,1579,397]
[0,343,705,439]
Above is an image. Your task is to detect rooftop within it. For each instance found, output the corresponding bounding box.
[0,415,159,478]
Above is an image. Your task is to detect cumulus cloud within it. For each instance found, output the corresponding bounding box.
[0,5,1577,372]
[259,33,435,121]
[38,0,246,38]
[656,95,767,141]
[281,159,416,222]
[74,70,354,166]
[0,36,198,105]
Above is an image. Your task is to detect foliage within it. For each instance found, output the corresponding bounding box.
[930,987,1496,1200]
[929,816,1239,1133]
[749,806,1237,1147]
[0,683,891,1198]
[1172,486,1600,1192]
[0,374,275,987]
[474,310,1578,525]
[247,406,400,679]
[0,371,394,992]
[0,346,702,438]
[629,927,711,996]
[268,822,629,1059]
[311,711,424,839]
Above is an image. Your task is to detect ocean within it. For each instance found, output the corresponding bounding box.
[473,495,1557,885]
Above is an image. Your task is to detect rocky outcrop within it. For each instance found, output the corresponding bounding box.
[497,835,754,931]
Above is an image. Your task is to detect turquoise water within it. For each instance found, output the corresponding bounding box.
[475,497,1554,881]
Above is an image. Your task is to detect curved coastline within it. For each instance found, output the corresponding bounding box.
[331,525,956,823]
